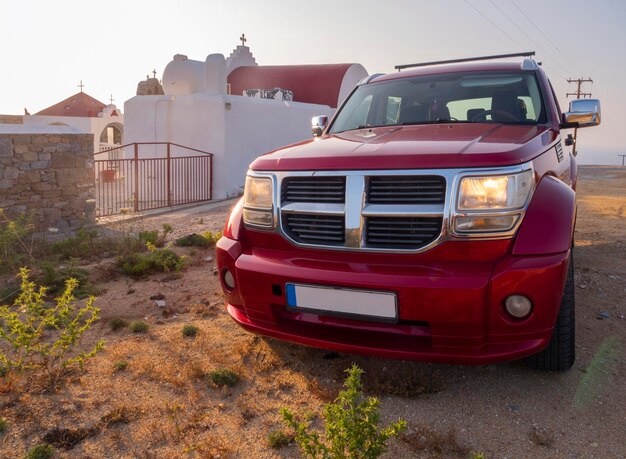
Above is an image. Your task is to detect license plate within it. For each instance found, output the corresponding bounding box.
[285,283,397,321]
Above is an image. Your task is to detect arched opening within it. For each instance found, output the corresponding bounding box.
[100,123,123,144]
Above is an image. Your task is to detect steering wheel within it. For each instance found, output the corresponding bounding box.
[436,116,459,122]
[470,109,520,122]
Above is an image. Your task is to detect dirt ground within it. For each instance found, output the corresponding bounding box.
[0,165,624,458]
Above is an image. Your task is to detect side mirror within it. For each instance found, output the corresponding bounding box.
[312,115,329,137]
[562,98,601,128]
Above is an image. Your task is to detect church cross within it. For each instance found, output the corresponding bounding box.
[109,94,114,104]
[152,69,157,78]
[77,80,85,92]
[240,33,247,46]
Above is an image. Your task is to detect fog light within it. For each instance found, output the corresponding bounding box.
[223,269,235,290]
[505,295,532,318]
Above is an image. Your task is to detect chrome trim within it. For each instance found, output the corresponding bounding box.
[246,162,535,253]
[362,204,444,217]
[282,203,344,215]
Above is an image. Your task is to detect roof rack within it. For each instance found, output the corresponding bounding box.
[395,51,535,71]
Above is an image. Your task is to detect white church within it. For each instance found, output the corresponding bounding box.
[124,36,367,199]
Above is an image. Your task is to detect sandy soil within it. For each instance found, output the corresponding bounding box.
[0,165,624,458]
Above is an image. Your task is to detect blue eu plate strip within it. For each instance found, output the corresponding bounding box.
[285,284,297,306]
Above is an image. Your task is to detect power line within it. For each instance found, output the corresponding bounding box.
[463,0,526,50]
[509,0,585,75]
[487,0,571,78]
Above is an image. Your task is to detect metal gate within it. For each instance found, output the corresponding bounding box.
[94,143,213,217]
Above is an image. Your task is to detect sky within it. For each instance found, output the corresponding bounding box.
[1,0,624,165]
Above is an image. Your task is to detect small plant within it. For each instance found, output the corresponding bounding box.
[50,228,101,260]
[118,246,186,277]
[0,417,7,433]
[109,318,128,331]
[201,230,222,245]
[268,430,293,448]
[175,233,211,248]
[182,324,199,338]
[282,364,406,459]
[0,269,105,386]
[208,368,239,387]
[129,321,149,333]
[0,209,36,273]
[40,261,95,298]
[114,360,128,371]
[25,443,54,459]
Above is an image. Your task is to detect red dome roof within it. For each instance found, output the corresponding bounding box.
[35,92,106,117]
[227,64,356,108]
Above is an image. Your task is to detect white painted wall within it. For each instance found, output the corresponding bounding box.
[124,93,333,198]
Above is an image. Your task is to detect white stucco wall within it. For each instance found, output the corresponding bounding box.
[124,93,333,198]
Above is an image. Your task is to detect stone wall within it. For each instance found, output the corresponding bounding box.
[0,127,95,232]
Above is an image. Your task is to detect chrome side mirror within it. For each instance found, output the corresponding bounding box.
[312,115,329,137]
[563,99,601,127]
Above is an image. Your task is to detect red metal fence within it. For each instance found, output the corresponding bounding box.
[94,143,213,217]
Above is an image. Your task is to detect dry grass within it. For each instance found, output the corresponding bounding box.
[401,424,471,458]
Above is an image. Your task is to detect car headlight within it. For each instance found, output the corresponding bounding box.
[243,175,274,228]
[455,169,533,233]
[458,170,533,210]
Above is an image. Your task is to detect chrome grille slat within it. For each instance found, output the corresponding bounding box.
[282,177,346,203]
[283,214,345,245]
[365,217,443,249]
[367,175,445,204]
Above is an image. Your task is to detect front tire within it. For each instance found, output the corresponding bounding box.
[525,251,576,371]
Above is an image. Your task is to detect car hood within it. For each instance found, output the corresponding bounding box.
[250,124,556,171]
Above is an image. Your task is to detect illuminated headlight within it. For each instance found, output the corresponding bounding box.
[455,170,533,233]
[243,175,274,228]
[458,170,533,210]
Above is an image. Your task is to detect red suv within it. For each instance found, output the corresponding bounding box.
[216,52,601,371]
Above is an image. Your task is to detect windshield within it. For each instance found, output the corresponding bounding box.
[329,71,546,133]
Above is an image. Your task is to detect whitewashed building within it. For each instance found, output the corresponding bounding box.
[124,38,367,199]
[23,90,124,157]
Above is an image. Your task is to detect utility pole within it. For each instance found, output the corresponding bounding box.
[619,154,626,166]
[566,78,593,156]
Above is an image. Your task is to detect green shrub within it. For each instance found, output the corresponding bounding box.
[0,269,105,386]
[268,430,293,448]
[40,261,95,298]
[174,233,210,248]
[182,324,199,337]
[208,368,239,387]
[109,318,128,331]
[138,230,159,245]
[118,247,186,277]
[282,364,406,459]
[114,360,128,371]
[129,321,149,333]
[25,444,54,459]
[201,230,222,245]
[50,228,101,260]
[138,224,173,248]
[0,209,35,273]
[0,417,7,433]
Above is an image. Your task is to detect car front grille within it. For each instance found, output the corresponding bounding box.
[278,172,446,252]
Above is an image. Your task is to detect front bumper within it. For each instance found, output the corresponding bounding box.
[216,236,569,365]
